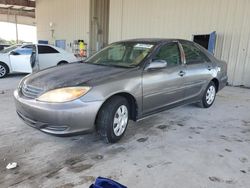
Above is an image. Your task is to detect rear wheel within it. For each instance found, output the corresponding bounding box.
[96,96,129,143]
[57,61,68,66]
[200,81,216,108]
[0,63,8,78]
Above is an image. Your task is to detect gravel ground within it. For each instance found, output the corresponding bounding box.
[0,75,250,188]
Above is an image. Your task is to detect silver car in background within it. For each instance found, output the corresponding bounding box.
[14,39,228,143]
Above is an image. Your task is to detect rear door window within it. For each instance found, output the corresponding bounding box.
[182,43,210,64]
[38,45,59,54]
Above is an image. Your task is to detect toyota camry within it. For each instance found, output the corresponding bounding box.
[14,39,228,143]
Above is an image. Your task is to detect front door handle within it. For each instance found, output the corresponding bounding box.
[178,70,186,77]
[207,65,212,71]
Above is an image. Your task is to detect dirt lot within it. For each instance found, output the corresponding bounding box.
[0,75,250,188]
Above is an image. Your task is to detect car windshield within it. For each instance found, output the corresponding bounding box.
[0,44,21,53]
[86,42,155,68]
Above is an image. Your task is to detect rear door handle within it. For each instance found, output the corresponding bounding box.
[178,70,186,77]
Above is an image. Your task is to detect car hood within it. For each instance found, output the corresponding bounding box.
[0,53,8,56]
[24,62,133,91]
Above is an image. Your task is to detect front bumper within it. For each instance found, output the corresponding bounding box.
[14,90,103,136]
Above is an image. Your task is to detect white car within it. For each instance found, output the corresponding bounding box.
[0,44,78,78]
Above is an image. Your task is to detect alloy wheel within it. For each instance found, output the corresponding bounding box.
[0,65,6,78]
[206,85,216,105]
[113,105,128,136]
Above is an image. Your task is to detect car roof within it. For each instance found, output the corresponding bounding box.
[21,44,56,47]
[36,44,52,46]
[117,38,193,44]
[21,44,61,49]
[21,44,49,47]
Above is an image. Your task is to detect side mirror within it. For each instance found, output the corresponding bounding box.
[146,60,167,70]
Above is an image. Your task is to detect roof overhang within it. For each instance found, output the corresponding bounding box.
[0,0,35,19]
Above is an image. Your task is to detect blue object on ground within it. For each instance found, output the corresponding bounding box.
[89,177,127,188]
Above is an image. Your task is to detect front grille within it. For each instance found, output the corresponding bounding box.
[21,84,44,99]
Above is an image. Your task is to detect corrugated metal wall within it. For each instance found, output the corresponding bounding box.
[36,0,90,52]
[89,0,109,55]
[36,0,250,86]
[109,0,250,87]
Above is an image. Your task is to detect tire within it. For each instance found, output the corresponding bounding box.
[0,62,9,78]
[96,96,129,143]
[200,81,216,108]
[57,61,68,66]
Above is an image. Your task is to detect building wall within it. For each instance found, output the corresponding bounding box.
[109,0,250,87]
[36,0,90,52]
[36,0,250,87]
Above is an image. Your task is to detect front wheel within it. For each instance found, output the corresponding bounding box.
[200,81,216,108]
[96,96,129,143]
[0,63,8,78]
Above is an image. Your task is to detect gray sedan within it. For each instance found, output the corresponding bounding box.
[14,39,228,143]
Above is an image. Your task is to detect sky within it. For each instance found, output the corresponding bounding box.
[0,22,37,43]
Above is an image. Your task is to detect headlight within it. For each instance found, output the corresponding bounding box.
[37,87,91,103]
